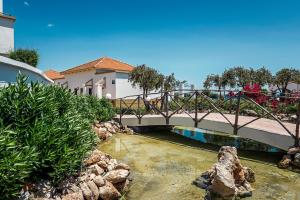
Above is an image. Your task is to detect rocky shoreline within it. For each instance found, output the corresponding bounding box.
[20,121,135,200]
[278,147,300,170]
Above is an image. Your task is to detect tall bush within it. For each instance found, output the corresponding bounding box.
[0,75,115,199]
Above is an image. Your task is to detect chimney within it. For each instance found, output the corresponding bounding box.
[0,0,3,13]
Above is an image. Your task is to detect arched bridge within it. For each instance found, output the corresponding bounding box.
[115,89,300,151]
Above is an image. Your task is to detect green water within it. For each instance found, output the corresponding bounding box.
[99,132,300,200]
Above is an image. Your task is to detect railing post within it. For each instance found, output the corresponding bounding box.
[229,98,232,114]
[165,91,169,125]
[195,91,198,127]
[138,95,141,124]
[295,100,300,147]
[233,91,241,135]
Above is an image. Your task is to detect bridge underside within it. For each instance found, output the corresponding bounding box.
[117,113,296,151]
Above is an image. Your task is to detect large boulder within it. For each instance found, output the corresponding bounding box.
[99,181,121,200]
[104,169,130,184]
[194,146,255,199]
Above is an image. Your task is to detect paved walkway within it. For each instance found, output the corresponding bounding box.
[117,113,298,150]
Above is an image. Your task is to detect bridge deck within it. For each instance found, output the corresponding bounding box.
[117,113,297,150]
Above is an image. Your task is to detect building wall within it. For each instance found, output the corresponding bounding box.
[0,17,14,54]
[63,70,117,98]
[0,62,50,86]
[115,72,143,99]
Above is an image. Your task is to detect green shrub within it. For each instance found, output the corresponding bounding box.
[0,75,114,199]
[9,49,39,67]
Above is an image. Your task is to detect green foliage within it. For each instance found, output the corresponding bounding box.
[0,75,114,199]
[9,49,39,67]
[274,68,300,94]
[129,64,161,97]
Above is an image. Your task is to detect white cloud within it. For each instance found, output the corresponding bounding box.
[24,1,30,7]
[47,23,55,28]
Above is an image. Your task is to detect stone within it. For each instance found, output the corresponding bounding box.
[87,180,100,200]
[107,159,118,171]
[104,169,130,184]
[79,183,93,200]
[61,192,84,200]
[67,184,81,194]
[211,163,237,197]
[114,163,130,171]
[292,153,300,168]
[93,175,106,187]
[85,150,105,166]
[89,164,104,175]
[278,155,292,169]
[99,181,121,200]
[243,167,255,183]
[194,146,255,199]
[113,179,130,193]
[193,175,210,189]
[287,147,300,155]
[97,160,108,170]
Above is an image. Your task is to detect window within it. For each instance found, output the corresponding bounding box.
[80,88,83,94]
[88,88,92,95]
[74,88,78,95]
[112,80,115,84]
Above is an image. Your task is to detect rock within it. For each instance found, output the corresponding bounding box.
[243,109,257,117]
[93,175,106,187]
[194,146,255,199]
[193,175,210,189]
[97,160,108,170]
[99,181,121,200]
[107,159,118,171]
[114,163,130,171]
[278,155,292,169]
[96,127,109,140]
[87,180,99,200]
[211,163,237,197]
[243,167,255,183]
[61,192,84,200]
[104,169,130,184]
[89,164,104,176]
[66,184,81,194]
[85,150,105,166]
[113,179,130,193]
[292,153,300,168]
[287,147,300,155]
[79,183,93,200]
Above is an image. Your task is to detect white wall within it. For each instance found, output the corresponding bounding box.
[0,0,3,13]
[0,62,51,84]
[0,16,14,54]
[63,70,117,98]
[115,72,144,99]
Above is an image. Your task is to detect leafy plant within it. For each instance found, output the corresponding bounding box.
[9,49,39,67]
[0,74,115,199]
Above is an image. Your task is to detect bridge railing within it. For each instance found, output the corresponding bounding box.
[116,89,300,147]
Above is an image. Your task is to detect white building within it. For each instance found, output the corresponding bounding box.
[0,1,51,85]
[0,55,53,86]
[45,57,143,99]
[0,0,15,55]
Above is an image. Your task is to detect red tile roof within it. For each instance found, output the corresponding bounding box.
[61,57,134,75]
[44,70,65,80]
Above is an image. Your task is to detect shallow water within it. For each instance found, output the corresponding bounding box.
[99,132,300,200]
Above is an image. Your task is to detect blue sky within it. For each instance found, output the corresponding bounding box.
[4,0,300,87]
